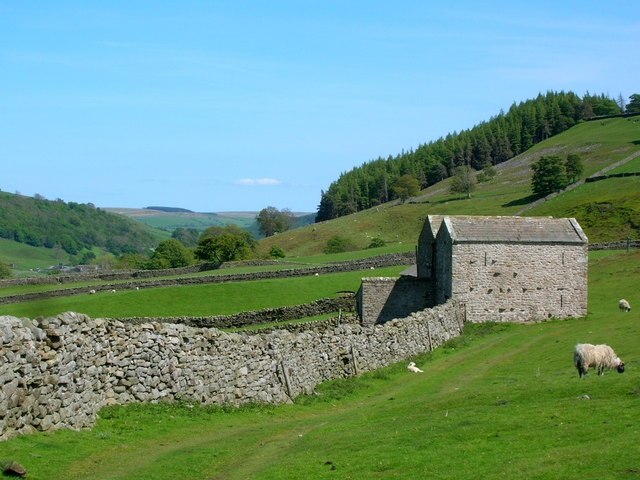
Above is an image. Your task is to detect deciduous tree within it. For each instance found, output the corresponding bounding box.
[531,155,568,197]
[256,207,294,237]
[449,165,476,199]
[147,238,194,269]
[195,233,250,263]
[564,153,584,183]
[194,225,255,263]
[391,174,420,202]
[171,227,200,247]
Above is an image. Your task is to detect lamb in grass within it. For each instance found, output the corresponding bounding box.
[407,362,424,373]
[619,299,631,312]
[573,343,625,378]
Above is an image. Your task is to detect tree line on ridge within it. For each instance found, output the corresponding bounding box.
[316,91,626,221]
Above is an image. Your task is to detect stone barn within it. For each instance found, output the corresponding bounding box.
[358,215,588,325]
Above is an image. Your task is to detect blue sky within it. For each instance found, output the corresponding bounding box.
[1,1,639,213]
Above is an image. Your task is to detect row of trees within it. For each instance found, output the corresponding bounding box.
[121,205,305,270]
[117,224,259,270]
[316,91,625,221]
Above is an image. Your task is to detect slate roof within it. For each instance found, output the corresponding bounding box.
[441,216,587,244]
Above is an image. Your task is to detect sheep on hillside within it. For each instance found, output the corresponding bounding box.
[619,299,631,312]
[407,362,424,373]
[574,343,625,378]
[89,289,96,295]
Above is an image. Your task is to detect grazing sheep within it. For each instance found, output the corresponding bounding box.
[89,289,96,294]
[407,362,424,373]
[110,289,116,293]
[619,299,631,312]
[574,343,625,378]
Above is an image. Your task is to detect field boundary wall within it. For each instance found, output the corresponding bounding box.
[0,300,463,441]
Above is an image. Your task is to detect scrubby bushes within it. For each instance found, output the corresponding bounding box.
[324,235,356,254]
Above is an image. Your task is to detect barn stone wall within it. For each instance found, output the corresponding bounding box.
[357,277,434,326]
[0,301,464,441]
[450,243,588,323]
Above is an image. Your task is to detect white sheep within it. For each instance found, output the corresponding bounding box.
[574,343,625,378]
[619,299,631,312]
[89,289,96,294]
[110,289,116,293]
[407,362,424,373]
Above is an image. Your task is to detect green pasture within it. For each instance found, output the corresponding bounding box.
[1,250,638,479]
[0,246,410,298]
[528,176,640,241]
[0,266,406,319]
[606,153,640,175]
[0,264,318,298]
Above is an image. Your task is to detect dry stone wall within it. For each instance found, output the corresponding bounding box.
[0,301,463,441]
[118,297,355,329]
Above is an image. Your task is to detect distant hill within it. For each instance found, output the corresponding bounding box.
[108,208,316,238]
[0,193,158,256]
[145,206,194,213]
[258,117,640,257]
[316,91,623,222]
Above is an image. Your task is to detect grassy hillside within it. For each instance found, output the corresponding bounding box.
[0,193,162,274]
[1,250,637,479]
[107,209,316,238]
[0,237,72,273]
[104,208,245,232]
[259,118,640,257]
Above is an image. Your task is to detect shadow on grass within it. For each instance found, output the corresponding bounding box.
[502,194,540,207]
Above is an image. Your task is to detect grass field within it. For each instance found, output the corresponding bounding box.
[528,176,640,241]
[1,250,638,479]
[0,265,407,319]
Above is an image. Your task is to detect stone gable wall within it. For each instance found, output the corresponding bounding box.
[357,277,434,326]
[451,243,588,323]
[0,301,463,441]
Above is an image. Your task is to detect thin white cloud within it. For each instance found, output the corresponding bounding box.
[234,178,281,186]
